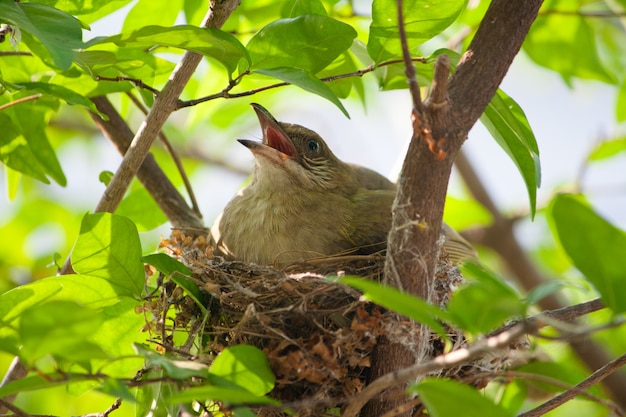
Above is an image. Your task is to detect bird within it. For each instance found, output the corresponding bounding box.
[209,103,476,265]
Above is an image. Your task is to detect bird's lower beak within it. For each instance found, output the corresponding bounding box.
[238,139,291,164]
[250,103,298,160]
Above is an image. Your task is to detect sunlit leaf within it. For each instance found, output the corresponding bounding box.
[71,213,145,298]
[116,188,168,231]
[15,82,99,113]
[448,264,524,333]
[135,344,210,379]
[282,0,327,17]
[166,385,279,406]
[524,12,616,84]
[142,253,205,312]
[517,361,602,397]
[587,136,626,161]
[0,373,95,398]
[480,89,541,218]
[122,0,182,33]
[413,378,512,417]
[247,15,356,73]
[209,345,275,396]
[254,67,349,117]
[367,0,464,63]
[550,194,626,313]
[338,276,450,337]
[0,0,85,69]
[94,25,249,74]
[19,300,107,364]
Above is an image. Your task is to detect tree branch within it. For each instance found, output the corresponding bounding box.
[519,353,626,417]
[367,1,545,415]
[89,96,205,230]
[92,0,239,216]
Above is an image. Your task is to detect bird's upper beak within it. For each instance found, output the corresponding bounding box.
[238,103,298,163]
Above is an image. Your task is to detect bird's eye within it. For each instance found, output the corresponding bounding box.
[307,140,320,153]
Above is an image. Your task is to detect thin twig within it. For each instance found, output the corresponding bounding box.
[396,0,423,116]
[0,93,42,111]
[467,371,624,416]
[0,51,32,57]
[0,399,29,417]
[519,353,626,417]
[177,57,427,109]
[96,76,161,96]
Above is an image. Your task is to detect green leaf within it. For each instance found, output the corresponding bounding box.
[142,253,191,277]
[16,82,100,114]
[13,100,66,186]
[95,25,249,75]
[524,13,616,84]
[517,361,602,397]
[0,0,85,69]
[480,89,541,218]
[254,67,349,117]
[209,345,275,396]
[135,344,210,379]
[122,0,182,34]
[367,0,465,63]
[550,194,626,313]
[413,378,513,417]
[282,0,327,17]
[166,385,279,406]
[443,195,492,230]
[587,136,626,161]
[0,373,95,398]
[0,113,49,184]
[142,253,205,312]
[71,213,145,298]
[338,277,450,337]
[116,187,168,231]
[525,280,567,307]
[448,264,524,333]
[19,300,107,364]
[247,15,357,73]
[0,275,124,327]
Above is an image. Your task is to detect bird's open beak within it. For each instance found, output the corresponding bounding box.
[239,103,298,163]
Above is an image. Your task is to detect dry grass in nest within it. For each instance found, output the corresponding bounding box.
[150,230,526,415]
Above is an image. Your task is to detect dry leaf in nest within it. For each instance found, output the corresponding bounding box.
[152,230,528,415]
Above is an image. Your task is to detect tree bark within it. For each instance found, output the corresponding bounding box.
[364,1,545,415]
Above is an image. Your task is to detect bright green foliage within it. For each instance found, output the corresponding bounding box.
[71,213,145,298]
[550,194,626,313]
[1,0,626,416]
[96,26,250,75]
[480,89,541,218]
[208,345,275,396]
[448,264,525,333]
[413,379,512,417]
[0,0,85,69]
[368,0,466,63]
[339,276,450,337]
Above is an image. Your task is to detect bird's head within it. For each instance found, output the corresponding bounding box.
[239,103,350,190]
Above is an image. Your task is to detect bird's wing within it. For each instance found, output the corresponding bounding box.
[344,189,395,254]
[350,164,397,191]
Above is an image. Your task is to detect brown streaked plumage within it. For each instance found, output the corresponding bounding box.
[210,103,476,265]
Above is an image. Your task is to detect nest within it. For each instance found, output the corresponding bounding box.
[150,230,527,416]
